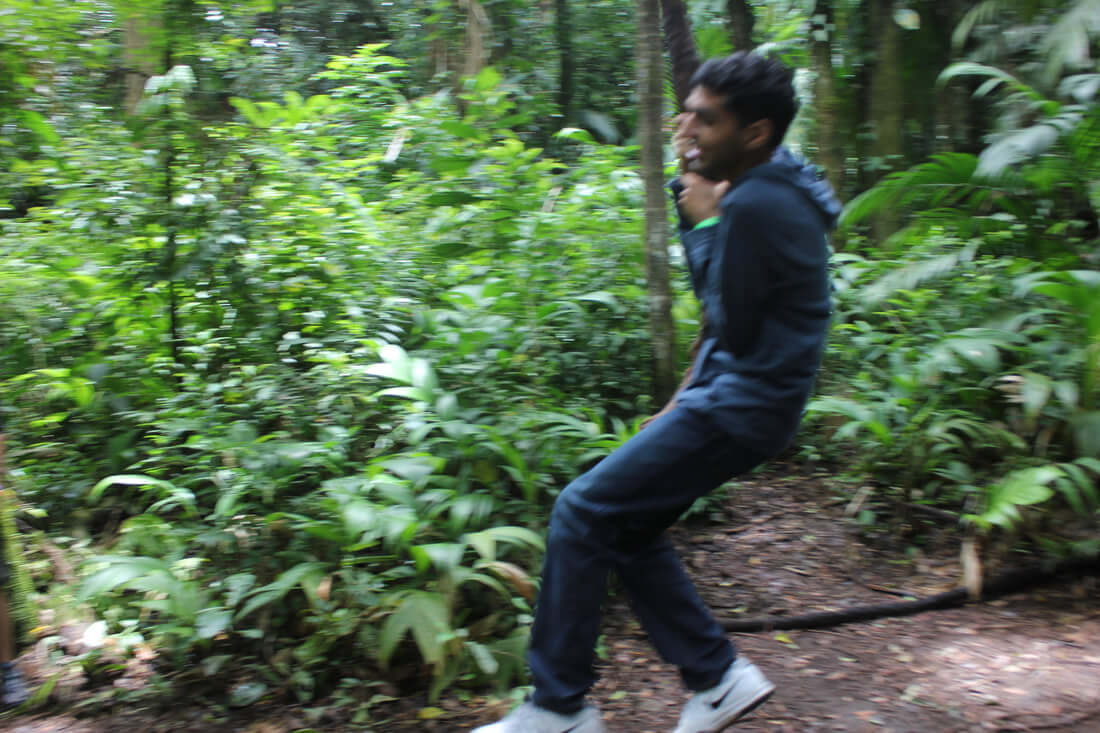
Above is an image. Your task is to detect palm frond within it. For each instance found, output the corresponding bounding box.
[860,242,979,305]
[839,153,979,228]
[1041,0,1100,87]
[952,0,1006,51]
[1060,74,1100,104]
[977,107,1085,177]
[938,62,1044,101]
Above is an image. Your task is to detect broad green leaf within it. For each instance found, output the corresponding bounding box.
[555,127,596,144]
[89,474,175,502]
[377,591,451,670]
[976,466,1063,529]
[467,641,499,676]
[477,526,544,553]
[409,542,465,574]
[474,66,502,92]
[577,290,621,312]
[236,562,328,620]
[439,121,481,140]
[79,556,175,600]
[344,500,377,538]
[409,357,438,396]
[223,573,257,608]
[464,530,496,562]
[195,608,233,639]
[943,338,1001,373]
[1018,372,1053,417]
[378,454,443,485]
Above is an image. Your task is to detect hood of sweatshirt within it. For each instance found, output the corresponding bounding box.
[738,146,843,229]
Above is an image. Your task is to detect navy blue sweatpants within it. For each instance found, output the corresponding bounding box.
[528,406,768,713]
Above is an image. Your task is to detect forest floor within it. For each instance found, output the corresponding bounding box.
[3,465,1099,733]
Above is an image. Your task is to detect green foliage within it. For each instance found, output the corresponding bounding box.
[0,38,659,704]
[0,489,36,644]
[807,224,1100,541]
[967,457,1100,531]
[8,0,1098,713]
[811,1,1100,551]
[843,1,1100,259]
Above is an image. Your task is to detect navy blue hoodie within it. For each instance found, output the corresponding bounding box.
[670,146,841,456]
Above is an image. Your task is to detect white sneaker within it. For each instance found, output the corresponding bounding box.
[472,701,607,733]
[673,656,775,733]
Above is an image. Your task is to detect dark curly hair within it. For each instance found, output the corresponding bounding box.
[689,51,798,148]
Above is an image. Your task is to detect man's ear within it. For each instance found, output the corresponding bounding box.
[744,119,774,151]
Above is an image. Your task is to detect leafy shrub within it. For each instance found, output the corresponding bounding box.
[0,47,671,704]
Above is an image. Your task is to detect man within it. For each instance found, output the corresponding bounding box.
[474,51,840,733]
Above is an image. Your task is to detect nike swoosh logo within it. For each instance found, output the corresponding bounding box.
[710,678,741,709]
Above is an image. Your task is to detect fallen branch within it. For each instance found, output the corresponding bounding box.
[991,706,1100,731]
[722,555,1100,633]
[863,583,911,598]
[903,502,960,523]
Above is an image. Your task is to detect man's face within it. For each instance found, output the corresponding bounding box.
[677,86,761,181]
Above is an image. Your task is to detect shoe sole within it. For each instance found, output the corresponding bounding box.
[700,683,775,733]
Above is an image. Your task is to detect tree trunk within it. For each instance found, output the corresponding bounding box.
[932,0,980,154]
[811,0,844,195]
[868,0,903,240]
[161,13,181,374]
[556,0,575,126]
[428,1,490,111]
[460,0,490,81]
[638,0,678,401]
[122,12,160,114]
[659,0,700,110]
[726,0,755,51]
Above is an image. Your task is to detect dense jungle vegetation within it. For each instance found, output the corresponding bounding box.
[1,0,1097,719]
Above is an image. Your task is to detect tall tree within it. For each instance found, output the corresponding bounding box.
[123,13,159,115]
[556,0,575,125]
[638,0,677,400]
[726,0,755,51]
[868,0,904,238]
[460,0,491,81]
[811,0,844,194]
[428,0,491,96]
[659,0,700,109]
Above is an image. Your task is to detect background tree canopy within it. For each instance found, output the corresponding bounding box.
[0,0,1097,716]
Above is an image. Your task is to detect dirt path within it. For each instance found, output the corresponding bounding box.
[5,467,1099,732]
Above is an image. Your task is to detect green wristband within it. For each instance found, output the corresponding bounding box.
[692,216,720,231]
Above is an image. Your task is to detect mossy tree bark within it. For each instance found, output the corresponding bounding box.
[639,0,677,401]
[726,0,755,51]
[811,0,844,196]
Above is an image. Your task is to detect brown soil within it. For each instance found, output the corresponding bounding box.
[4,466,1099,732]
